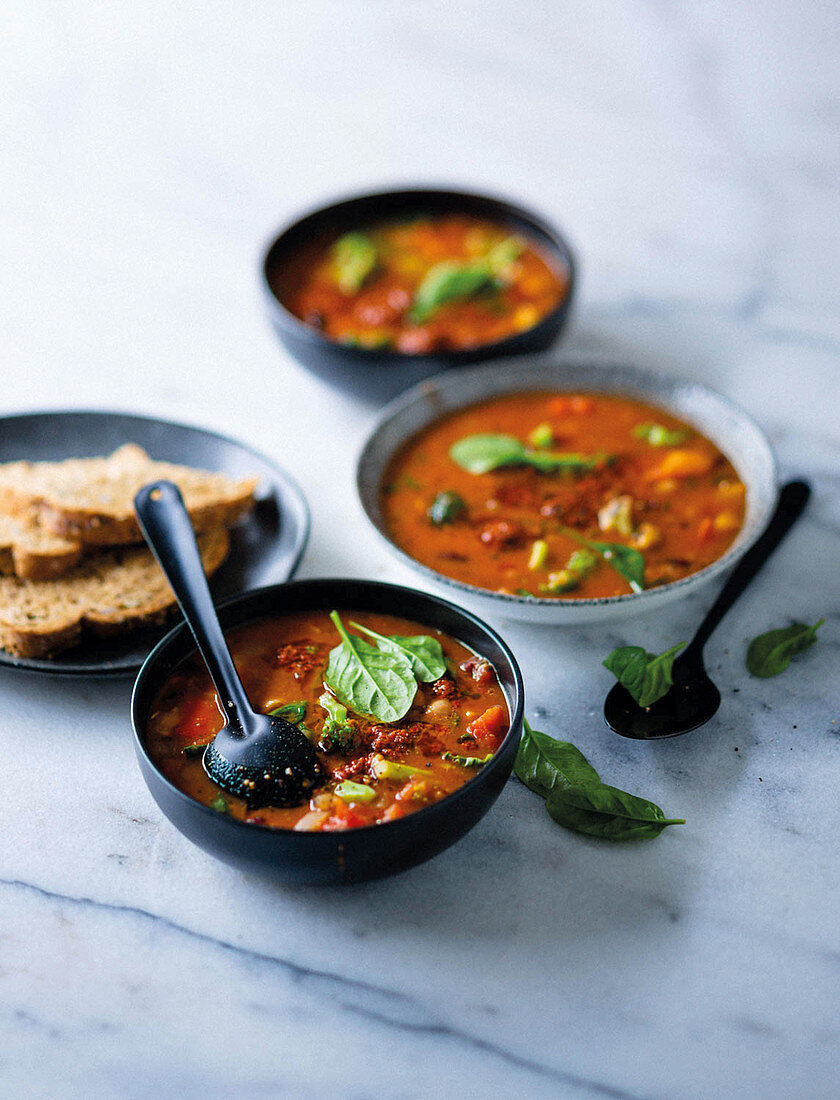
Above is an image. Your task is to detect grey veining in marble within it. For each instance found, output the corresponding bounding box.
[1,2,838,1098]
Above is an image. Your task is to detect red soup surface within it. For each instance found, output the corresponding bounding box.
[381,391,746,599]
[271,214,568,353]
[145,609,509,831]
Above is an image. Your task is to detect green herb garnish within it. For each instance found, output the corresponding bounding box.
[210,793,230,815]
[332,231,378,293]
[565,531,646,592]
[602,642,686,707]
[633,422,690,447]
[746,619,824,678]
[442,751,494,767]
[350,621,446,682]
[324,612,416,723]
[449,433,610,476]
[515,719,684,841]
[428,491,466,526]
[268,701,307,724]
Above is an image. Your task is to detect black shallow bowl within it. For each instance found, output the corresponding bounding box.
[131,579,525,884]
[261,187,577,403]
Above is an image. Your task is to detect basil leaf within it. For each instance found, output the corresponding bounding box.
[442,751,494,767]
[633,422,690,447]
[428,491,466,526]
[268,701,307,724]
[514,718,601,799]
[449,433,528,474]
[325,612,417,723]
[332,232,378,294]
[449,433,609,476]
[746,619,824,678]
[350,621,446,682]
[569,533,646,592]
[546,784,685,841]
[603,642,686,707]
[409,260,498,324]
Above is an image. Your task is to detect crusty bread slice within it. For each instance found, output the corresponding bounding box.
[0,512,84,580]
[0,443,257,546]
[0,527,230,658]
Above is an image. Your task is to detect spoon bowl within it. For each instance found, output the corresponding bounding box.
[605,481,810,739]
[134,480,324,807]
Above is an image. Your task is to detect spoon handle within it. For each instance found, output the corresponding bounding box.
[134,480,253,729]
[688,480,811,654]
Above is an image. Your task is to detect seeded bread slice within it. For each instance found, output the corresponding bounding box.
[0,444,257,546]
[0,527,230,658]
[0,513,84,580]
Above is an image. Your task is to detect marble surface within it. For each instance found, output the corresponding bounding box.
[2,3,838,1097]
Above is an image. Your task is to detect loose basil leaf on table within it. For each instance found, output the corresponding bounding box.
[568,532,646,592]
[332,231,378,294]
[350,621,447,682]
[514,719,684,841]
[746,619,824,678]
[449,433,609,476]
[602,642,686,707]
[325,611,417,723]
[546,784,685,841]
[514,718,601,799]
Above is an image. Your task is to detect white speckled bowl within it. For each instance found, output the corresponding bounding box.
[357,357,778,623]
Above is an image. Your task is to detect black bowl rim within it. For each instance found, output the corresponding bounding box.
[259,184,577,363]
[355,357,779,610]
[131,577,525,843]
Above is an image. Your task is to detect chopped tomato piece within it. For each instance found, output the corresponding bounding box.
[569,395,595,414]
[177,694,221,739]
[465,705,508,749]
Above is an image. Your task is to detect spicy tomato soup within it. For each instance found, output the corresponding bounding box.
[145,609,509,830]
[381,392,746,599]
[271,214,568,353]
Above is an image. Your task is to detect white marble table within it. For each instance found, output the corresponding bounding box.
[2,3,838,1097]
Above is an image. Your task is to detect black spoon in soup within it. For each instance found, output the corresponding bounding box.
[134,481,324,807]
[604,480,811,740]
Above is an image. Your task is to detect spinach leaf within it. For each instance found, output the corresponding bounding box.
[325,612,417,723]
[332,232,378,293]
[602,642,686,707]
[514,718,601,799]
[546,784,685,841]
[449,433,609,476]
[350,621,446,682]
[746,619,824,678]
[569,532,646,592]
[442,751,494,767]
[409,261,498,324]
[268,701,307,724]
[428,490,466,526]
[633,422,690,447]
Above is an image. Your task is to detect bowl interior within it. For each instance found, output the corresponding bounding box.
[357,357,778,614]
[131,578,525,839]
[262,187,576,352]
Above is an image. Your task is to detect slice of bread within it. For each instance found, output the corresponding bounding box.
[0,527,230,658]
[0,444,257,546]
[0,513,84,580]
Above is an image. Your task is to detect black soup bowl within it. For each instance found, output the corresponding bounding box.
[261,187,577,403]
[131,578,525,885]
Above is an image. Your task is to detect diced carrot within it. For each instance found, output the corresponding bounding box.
[466,705,508,749]
[648,449,714,480]
[698,516,715,542]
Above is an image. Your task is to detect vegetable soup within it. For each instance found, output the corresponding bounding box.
[271,214,568,353]
[145,609,509,830]
[381,392,747,599]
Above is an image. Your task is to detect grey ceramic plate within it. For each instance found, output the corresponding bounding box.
[357,357,778,624]
[0,411,309,676]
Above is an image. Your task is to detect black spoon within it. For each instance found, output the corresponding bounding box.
[134,480,324,807]
[604,480,811,740]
